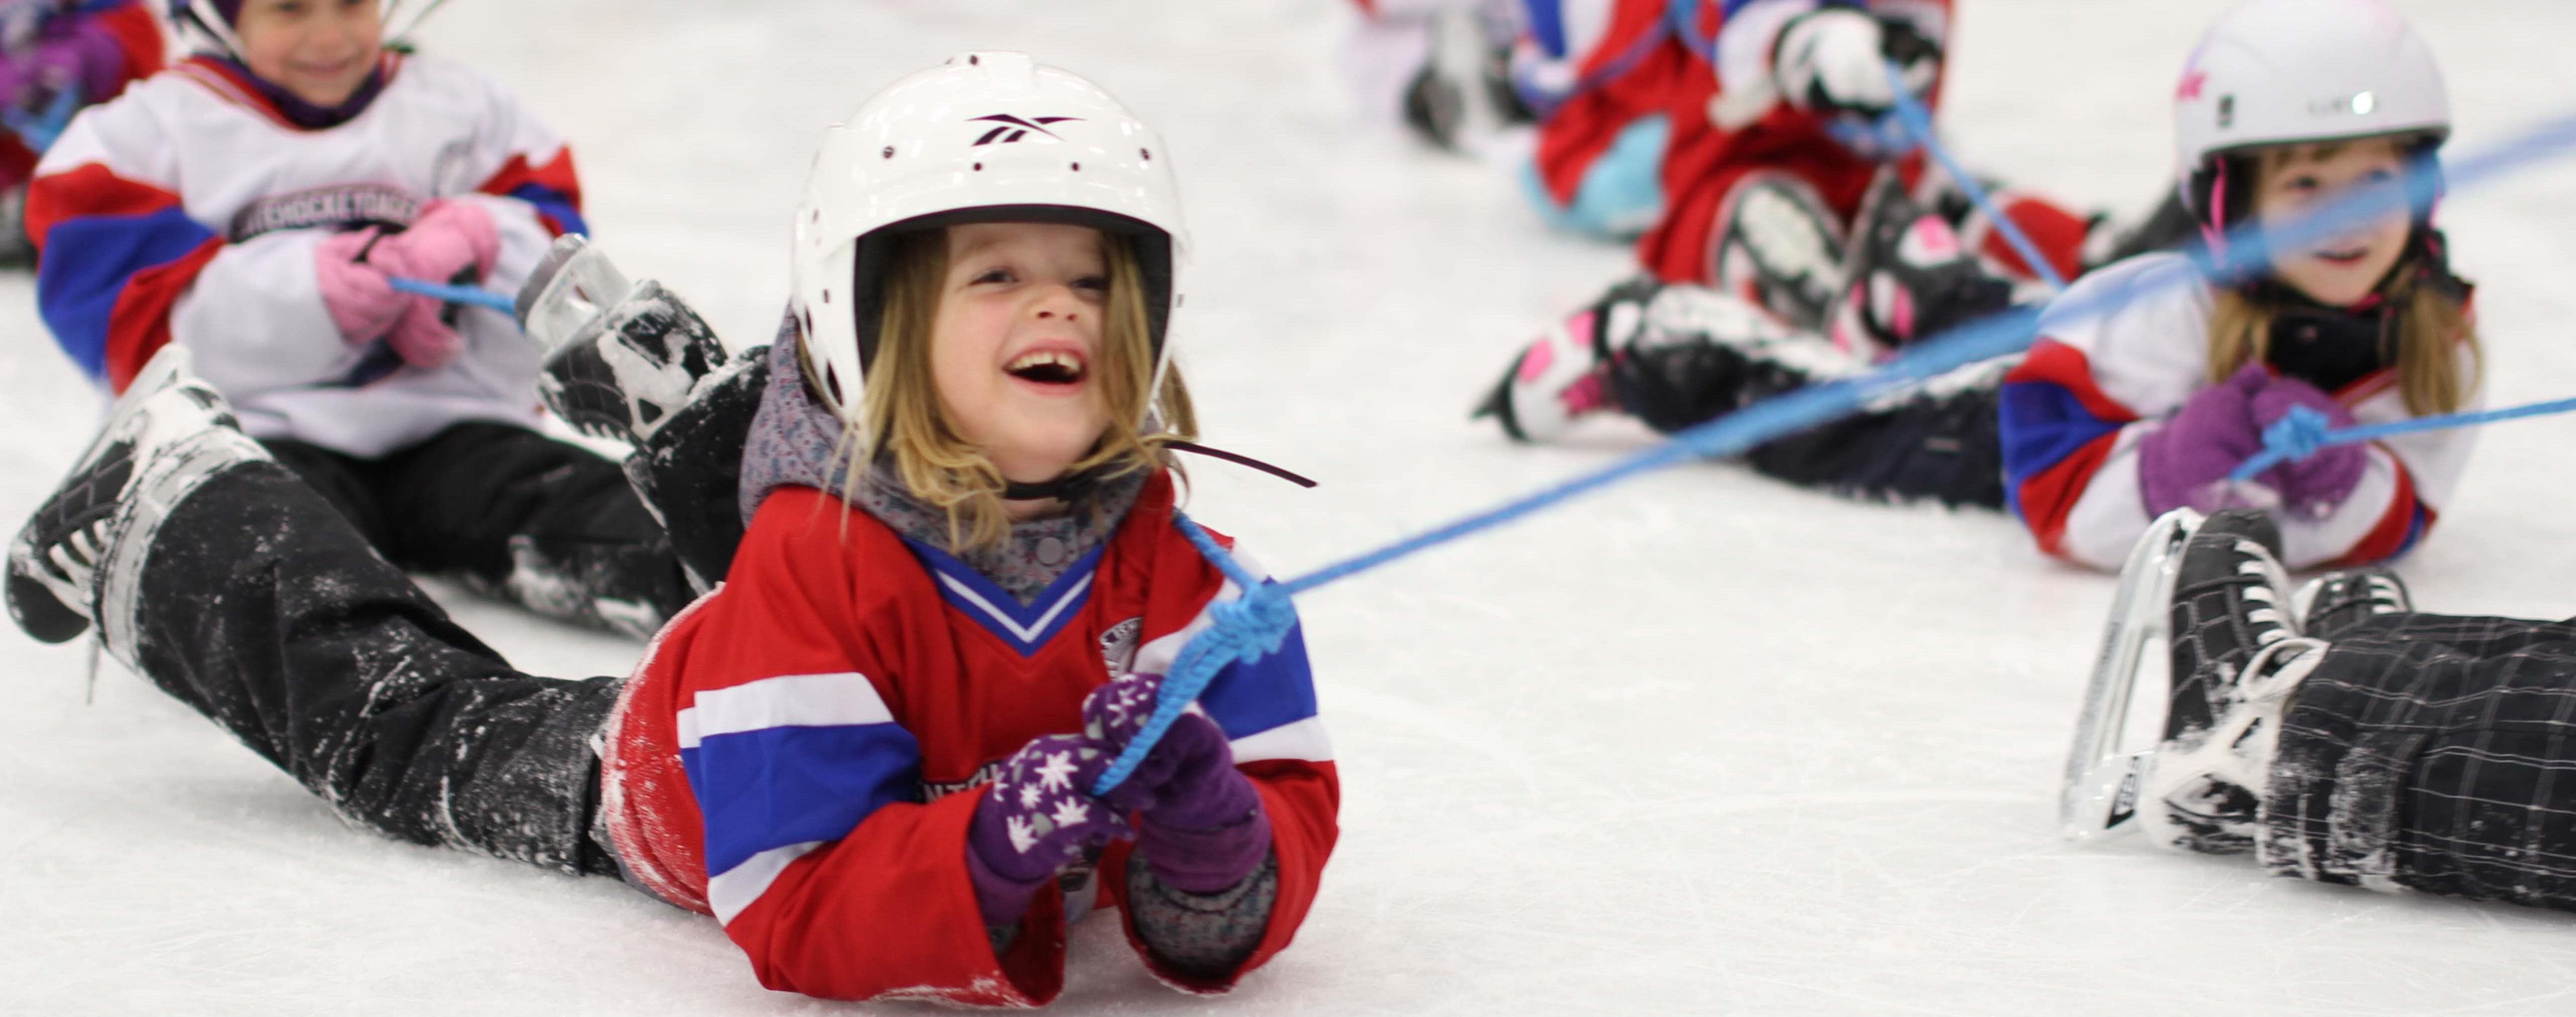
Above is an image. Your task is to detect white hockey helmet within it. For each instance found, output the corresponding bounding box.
[2172,0,2449,227]
[789,51,1187,429]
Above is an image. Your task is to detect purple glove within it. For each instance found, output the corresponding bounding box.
[1084,673,1272,894]
[964,734,1131,928]
[2137,362,2271,517]
[2252,375,2366,518]
[0,14,125,113]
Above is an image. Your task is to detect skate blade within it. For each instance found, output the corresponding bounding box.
[515,235,632,350]
[2060,507,2201,842]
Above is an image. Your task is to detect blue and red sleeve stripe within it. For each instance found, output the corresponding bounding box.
[1999,339,2137,557]
[478,149,586,238]
[28,163,223,390]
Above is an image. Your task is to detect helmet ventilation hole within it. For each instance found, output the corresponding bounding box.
[881,146,894,159]
[1140,148,1151,160]
[1071,162,1081,171]
[973,162,984,171]
[968,55,980,65]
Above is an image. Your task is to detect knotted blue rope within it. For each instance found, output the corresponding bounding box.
[1884,61,2069,292]
[1093,514,1299,793]
[389,276,519,315]
[1092,102,2576,792]
[2229,394,2576,483]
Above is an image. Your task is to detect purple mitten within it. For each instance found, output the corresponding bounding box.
[0,15,124,116]
[964,734,1130,928]
[1082,674,1271,894]
[2137,362,2271,516]
[2252,376,2365,518]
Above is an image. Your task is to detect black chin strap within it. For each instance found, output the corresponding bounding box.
[1000,441,1318,503]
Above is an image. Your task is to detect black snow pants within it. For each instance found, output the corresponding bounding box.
[2264,610,2576,910]
[263,422,694,637]
[1609,336,2008,510]
[129,458,630,876]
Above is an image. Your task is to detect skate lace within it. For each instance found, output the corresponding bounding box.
[2233,539,2296,646]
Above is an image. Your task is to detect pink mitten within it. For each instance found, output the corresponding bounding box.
[313,228,404,345]
[365,201,501,369]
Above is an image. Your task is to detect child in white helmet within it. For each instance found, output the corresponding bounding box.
[1474,0,2480,568]
[23,0,692,634]
[5,52,1337,1005]
[2000,0,2479,570]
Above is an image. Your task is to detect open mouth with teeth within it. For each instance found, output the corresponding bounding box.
[1005,349,1087,386]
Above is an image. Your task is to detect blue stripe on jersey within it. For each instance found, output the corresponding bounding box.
[36,208,218,380]
[1997,379,2124,520]
[1197,616,1319,740]
[904,537,1104,657]
[683,722,924,876]
[506,182,589,237]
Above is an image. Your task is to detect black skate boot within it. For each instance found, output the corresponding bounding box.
[1824,172,2012,358]
[1706,174,1847,331]
[1471,276,1653,442]
[6,346,270,649]
[1401,5,1532,153]
[2295,567,2412,640]
[2142,509,2328,853]
[1605,282,1857,435]
[517,236,735,446]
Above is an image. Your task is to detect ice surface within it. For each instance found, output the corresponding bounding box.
[9,2,2576,1013]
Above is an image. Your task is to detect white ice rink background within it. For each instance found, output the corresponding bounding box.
[7,2,2576,1013]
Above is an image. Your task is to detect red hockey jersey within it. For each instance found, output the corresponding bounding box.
[598,475,1339,1004]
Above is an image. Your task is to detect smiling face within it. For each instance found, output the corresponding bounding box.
[2251,136,2413,307]
[233,0,383,109]
[927,221,1115,487]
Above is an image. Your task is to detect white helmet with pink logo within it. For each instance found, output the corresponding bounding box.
[2171,0,2450,229]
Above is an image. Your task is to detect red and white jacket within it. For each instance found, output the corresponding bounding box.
[599,476,1340,1004]
[2000,252,2480,570]
[28,52,582,458]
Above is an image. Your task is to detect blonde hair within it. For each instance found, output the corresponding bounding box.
[838,226,1197,550]
[2205,143,2481,416]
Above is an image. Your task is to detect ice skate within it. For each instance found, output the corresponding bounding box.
[1706,175,1847,331]
[516,235,734,445]
[2295,567,2412,639]
[5,346,269,647]
[1400,4,1529,153]
[1824,171,2012,358]
[2138,510,2326,852]
[1471,277,1651,442]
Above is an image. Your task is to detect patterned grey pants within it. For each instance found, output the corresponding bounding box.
[2264,610,2576,910]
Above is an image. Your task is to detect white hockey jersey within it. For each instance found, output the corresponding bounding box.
[1999,253,2480,570]
[28,52,583,458]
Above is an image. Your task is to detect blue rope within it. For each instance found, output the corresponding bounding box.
[1093,515,1300,793]
[388,276,518,314]
[1093,103,2576,793]
[2229,394,2576,483]
[1883,61,2068,292]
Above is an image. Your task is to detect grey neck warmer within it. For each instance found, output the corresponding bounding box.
[737,318,1142,604]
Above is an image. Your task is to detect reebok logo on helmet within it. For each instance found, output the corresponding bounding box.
[970,114,1081,146]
